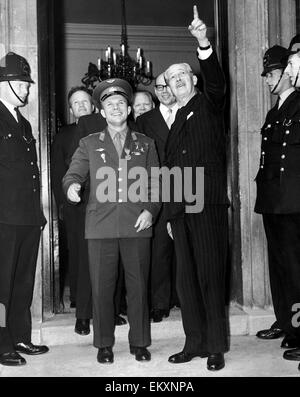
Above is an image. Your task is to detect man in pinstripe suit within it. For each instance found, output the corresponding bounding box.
[164,6,229,371]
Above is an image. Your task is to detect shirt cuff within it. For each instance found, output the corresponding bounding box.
[197,46,213,60]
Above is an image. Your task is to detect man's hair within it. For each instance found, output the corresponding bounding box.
[132,90,154,105]
[67,86,92,107]
[164,63,193,83]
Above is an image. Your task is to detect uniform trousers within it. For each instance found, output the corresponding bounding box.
[64,205,92,319]
[171,206,229,354]
[263,214,300,342]
[0,224,41,354]
[88,238,151,348]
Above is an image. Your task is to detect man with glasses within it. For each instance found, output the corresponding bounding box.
[136,73,178,323]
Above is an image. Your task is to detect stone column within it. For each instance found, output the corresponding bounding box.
[0,0,42,321]
[227,0,296,308]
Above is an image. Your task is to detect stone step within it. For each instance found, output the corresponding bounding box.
[32,306,276,346]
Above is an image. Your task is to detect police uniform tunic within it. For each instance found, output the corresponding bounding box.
[63,128,160,348]
[255,90,300,343]
[0,100,45,354]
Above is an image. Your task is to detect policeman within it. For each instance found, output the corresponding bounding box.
[254,45,300,360]
[63,78,160,364]
[279,36,300,370]
[0,52,48,366]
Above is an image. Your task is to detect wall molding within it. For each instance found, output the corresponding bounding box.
[64,22,215,53]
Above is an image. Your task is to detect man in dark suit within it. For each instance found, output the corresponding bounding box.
[0,52,48,366]
[255,46,300,348]
[63,78,160,364]
[267,36,300,370]
[52,86,94,335]
[164,7,229,371]
[136,73,178,322]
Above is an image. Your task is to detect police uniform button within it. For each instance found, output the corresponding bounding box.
[264,137,267,141]
[267,124,271,128]
[182,150,187,154]
[283,142,287,146]
[33,175,36,179]
[8,134,12,138]
[281,155,285,159]
[262,151,265,155]
[31,161,34,165]
[33,189,37,192]
[276,121,279,124]
[285,130,290,134]
[27,148,30,151]
[280,167,285,172]
[260,165,264,169]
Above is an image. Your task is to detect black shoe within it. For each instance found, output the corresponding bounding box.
[0,352,26,366]
[281,336,300,349]
[207,353,225,371]
[130,346,151,362]
[70,301,76,308]
[115,314,127,326]
[97,347,114,364]
[75,319,90,335]
[256,327,284,339]
[168,351,201,364]
[14,342,49,355]
[283,348,300,361]
[151,309,170,323]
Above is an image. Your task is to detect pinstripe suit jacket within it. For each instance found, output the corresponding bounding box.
[164,51,229,220]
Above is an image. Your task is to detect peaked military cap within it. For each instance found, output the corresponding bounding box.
[0,52,34,83]
[286,34,300,57]
[92,78,133,108]
[261,45,289,76]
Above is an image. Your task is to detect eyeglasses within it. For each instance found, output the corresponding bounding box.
[155,84,168,92]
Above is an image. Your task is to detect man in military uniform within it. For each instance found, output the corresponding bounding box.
[63,78,160,364]
[254,45,300,363]
[0,52,48,366]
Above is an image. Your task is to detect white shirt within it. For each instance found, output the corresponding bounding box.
[197,45,213,60]
[159,103,178,128]
[0,98,19,121]
[278,87,296,108]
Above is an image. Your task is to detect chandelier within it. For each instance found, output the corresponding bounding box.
[81,0,154,90]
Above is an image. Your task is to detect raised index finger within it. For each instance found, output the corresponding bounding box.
[193,5,199,19]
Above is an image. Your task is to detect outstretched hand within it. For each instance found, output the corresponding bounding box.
[188,5,209,46]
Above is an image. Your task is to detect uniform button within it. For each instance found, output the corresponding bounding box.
[31,161,34,165]
[118,189,122,193]
[118,178,123,182]
[118,168,122,171]
[286,130,290,134]
[267,124,271,128]
[118,199,123,203]
[264,137,267,141]
[276,121,279,124]
[260,165,264,169]
[182,150,187,154]
[280,167,285,172]
[262,151,265,155]
[283,142,287,146]
[33,175,36,179]
[281,155,285,159]
[8,134,12,138]
[27,148,30,151]
[33,189,37,192]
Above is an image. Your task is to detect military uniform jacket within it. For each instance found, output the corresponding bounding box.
[0,101,45,226]
[164,51,229,220]
[255,91,300,214]
[63,128,161,239]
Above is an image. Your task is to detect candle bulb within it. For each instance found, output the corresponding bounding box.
[137,48,141,62]
[113,52,117,65]
[121,44,125,56]
[146,61,151,74]
[97,57,101,70]
[105,50,108,62]
[107,46,112,59]
[139,55,143,68]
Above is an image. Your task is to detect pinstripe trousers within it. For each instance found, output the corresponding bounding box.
[171,205,229,354]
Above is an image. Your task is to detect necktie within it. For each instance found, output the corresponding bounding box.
[113,132,123,158]
[14,107,22,123]
[165,108,173,129]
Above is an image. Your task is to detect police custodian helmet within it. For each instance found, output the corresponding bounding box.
[0,52,34,83]
[261,45,289,76]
